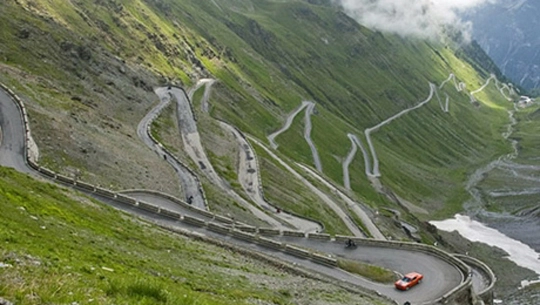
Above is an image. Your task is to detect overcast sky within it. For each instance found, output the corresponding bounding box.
[334,0,499,40]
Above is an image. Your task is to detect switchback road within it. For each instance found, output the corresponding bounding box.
[0,84,491,305]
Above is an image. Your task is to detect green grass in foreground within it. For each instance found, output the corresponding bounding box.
[0,166,383,305]
[337,259,397,284]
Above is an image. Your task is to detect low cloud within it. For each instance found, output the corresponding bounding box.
[334,0,498,41]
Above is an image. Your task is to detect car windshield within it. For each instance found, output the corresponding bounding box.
[401,277,411,282]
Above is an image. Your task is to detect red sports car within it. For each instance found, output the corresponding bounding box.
[394,272,423,290]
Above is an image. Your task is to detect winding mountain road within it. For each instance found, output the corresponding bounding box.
[251,135,366,238]
[364,83,437,178]
[220,121,321,233]
[187,80,321,232]
[297,163,386,240]
[137,87,206,209]
[0,89,32,175]
[345,73,514,185]
[154,86,286,229]
[265,100,372,235]
[344,133,372,187]
[268,101,322,172]
[268,101,307,149]
[439,73,466,92]
[303,102,322,172]
[0,84,493,305]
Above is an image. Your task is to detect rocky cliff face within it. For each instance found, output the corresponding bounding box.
[466,0,540,92]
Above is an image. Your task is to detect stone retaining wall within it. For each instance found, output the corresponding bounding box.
[75,181,96,192]
[454,254,496,305]
[138,202,160,213]
[307,232,331,240]
[310,252,337,267]
[258,228,281,236]
[181,215,206,227]
[0,83,492,305]
[115,194,137,206]
[231,229,256,242]
[284,245,311,258]
[256,236,284,250]
[158,209,182,220]
[282,230,305,238]
[208,222,231,235]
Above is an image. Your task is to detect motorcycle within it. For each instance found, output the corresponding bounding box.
[345,239,357,249]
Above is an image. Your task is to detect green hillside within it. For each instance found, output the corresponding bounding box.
[0,0,513,224]
[0,0,528,302]
[0,167,384,305]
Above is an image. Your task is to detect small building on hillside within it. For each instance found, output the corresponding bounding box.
[517,95,535,107]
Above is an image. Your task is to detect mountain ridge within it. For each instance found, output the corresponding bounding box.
[2,0,536,302]
[0,0,515,236]
[466,0,540,93]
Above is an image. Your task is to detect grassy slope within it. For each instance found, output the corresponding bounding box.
[0,0,515,233]
[0,0,530,301]
[0,167,387,305]
[191,1,513,218]
[513,106,540,163]
[474,104,540,214]
[0,0,185,196]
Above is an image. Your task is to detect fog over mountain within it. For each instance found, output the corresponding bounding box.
[333,0,497,40]
[464,0,540,92]
[333,0,540,93]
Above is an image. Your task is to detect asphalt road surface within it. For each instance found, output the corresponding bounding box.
[0,85,489,305]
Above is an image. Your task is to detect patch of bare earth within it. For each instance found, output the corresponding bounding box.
[1,56,182,197]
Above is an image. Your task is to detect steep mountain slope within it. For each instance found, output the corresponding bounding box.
[1,0,530,302]
[466,0,540,92]
[0,0,514,227]
[0,166,385,305]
